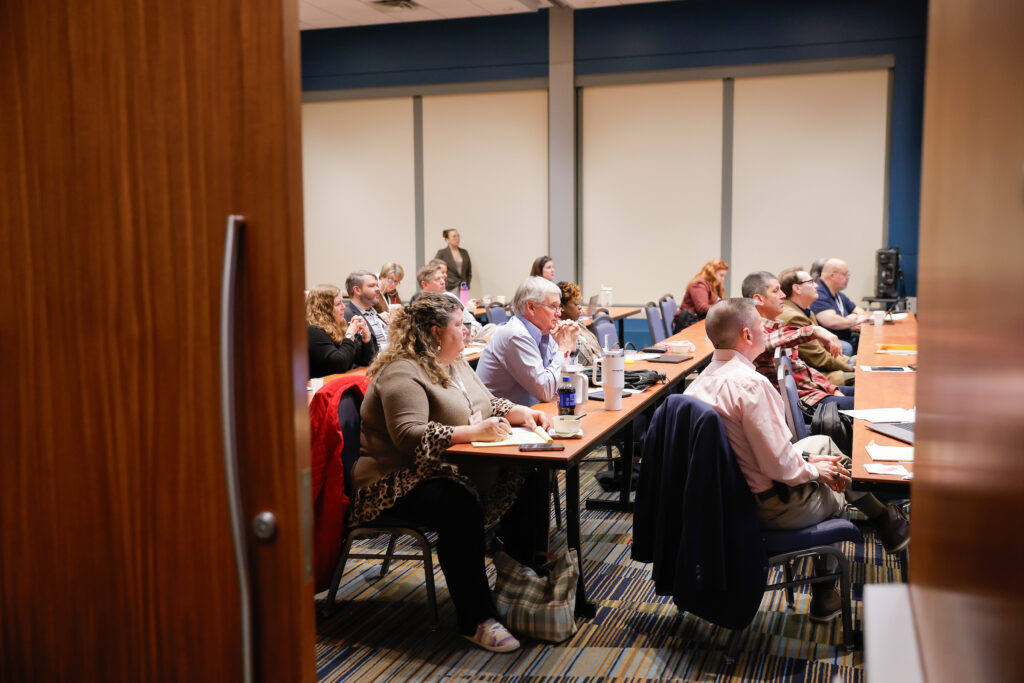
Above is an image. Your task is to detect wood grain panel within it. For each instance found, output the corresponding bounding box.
[0,1,313,681]
[912,0,1024,680]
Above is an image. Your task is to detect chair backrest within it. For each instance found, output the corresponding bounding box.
[658,295,677,338]
[590,313,619,350]
[486,304,509,325]
[337,390,364,498]
[776,360,808,441]
[645,301,666,343]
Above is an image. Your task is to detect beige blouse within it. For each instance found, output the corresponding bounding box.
[350,357,521,524]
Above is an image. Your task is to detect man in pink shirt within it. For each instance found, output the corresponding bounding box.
[684,298,909,621]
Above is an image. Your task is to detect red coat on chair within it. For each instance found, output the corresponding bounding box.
[309,375,369,592]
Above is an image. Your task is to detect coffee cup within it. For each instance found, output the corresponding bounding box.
[873,310,885,327]
[496,295,506,305]
[552,414,582,436]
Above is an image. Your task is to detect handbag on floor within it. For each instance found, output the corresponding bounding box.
[492,549,579,642]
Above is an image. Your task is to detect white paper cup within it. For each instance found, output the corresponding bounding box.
[552,415,581,435]
[873,310,885,327]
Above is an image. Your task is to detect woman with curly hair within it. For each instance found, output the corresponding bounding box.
[680,258,729,319]
[350,293,551,653]
[556,281,602,366]
[305,284,374,377]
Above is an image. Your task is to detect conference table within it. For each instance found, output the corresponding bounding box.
[444,321,714,617]
[850,313,917,493]
[474,305,642,342]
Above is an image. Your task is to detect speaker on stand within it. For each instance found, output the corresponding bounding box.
[875,247,908,311]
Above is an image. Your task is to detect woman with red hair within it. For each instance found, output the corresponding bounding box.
[680,259,729,319]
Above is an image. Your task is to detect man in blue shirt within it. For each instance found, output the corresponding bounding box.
[809,258,871,355]
[477,277,580,406]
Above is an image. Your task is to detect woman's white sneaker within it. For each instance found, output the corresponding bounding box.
[463,619,520,653]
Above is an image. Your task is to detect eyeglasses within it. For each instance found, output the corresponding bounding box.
[796,279,815,286]
[535,301,562,313]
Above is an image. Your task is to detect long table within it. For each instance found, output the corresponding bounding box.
[850,314,917,493]
[444,321,714,617]
[474,305,642,342]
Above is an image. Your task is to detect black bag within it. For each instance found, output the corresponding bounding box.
[809,400,854,455]
[623,369,666,392]
[672,309,700,334]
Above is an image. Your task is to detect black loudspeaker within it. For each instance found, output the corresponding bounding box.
[876,247,900,298]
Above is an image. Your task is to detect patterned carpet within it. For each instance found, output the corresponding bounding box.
[315,458,905,682]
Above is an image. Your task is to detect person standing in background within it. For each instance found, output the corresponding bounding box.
[434,229,472,293]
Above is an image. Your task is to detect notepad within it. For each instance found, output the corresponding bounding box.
[863,463,911,476]
[471,426,552,448]
[840,408,916,422]
[865,440,914,462]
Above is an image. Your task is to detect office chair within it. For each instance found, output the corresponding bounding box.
[590,313,619,350]
[634,395,862,655]
[486,303,509,325]
[320,391,440,623]
[658,294,677,338]
[777,356,809,441]
[644,301,666,343]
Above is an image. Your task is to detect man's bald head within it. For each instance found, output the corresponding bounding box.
[821,258,852,292]
[706,298,761,350]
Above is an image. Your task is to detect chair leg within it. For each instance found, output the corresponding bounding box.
[379,533,399,577]
[723,628,742,664]
[835,550,856,651]
[898,547,909,583]
[410,530,439,626]
[782,561,797,609]
[320,534,356,618]
[550,471,563,529]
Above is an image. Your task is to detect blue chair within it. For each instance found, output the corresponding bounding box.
[634,395,862,655]
[320,391,440,623]
[644,301,666,343]
[590,313,619,350]
[659,295,678,338]
[486,303,509,325]
[777,356,809,441]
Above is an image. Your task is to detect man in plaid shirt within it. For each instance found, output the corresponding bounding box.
[741,271,855,411]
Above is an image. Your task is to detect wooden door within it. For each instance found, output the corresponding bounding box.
[913,0,1024,680]
[0,1,314,681]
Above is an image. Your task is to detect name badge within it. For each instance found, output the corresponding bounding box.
[469,410,483,425]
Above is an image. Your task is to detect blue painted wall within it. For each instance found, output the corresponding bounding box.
[301,0,927,294]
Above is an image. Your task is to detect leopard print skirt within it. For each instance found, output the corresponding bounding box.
[349,397,526,526]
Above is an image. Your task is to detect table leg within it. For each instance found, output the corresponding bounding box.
[617,318,626,345]
[585,420,634,513]
[565,464,596,618]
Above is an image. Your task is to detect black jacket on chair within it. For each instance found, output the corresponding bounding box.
[632,395,768,629]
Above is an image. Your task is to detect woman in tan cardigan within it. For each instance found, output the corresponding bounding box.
[350,293,550,653]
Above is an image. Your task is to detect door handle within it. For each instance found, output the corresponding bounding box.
[219,214,254,683]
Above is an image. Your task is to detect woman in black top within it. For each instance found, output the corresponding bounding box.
[306,284,374,377]
[433,229,472,293]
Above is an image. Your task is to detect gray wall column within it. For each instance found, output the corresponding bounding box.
[548,6,575,277]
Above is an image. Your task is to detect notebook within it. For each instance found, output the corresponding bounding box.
[865,421,915,445]
[646,353,693,364]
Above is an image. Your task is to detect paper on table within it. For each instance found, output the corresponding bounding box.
[634,352,661,361]
[865,440,914,462]
[471,426,552,448]
[840,407,916,422]
[888,313,909,321]
[876,343,918,356]
[864,463,911,476]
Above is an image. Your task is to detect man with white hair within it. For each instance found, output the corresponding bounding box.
[477,277,580,406]
[685,298,909,621]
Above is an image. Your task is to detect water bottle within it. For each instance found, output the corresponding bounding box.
[459,281,469,305]
[558,376,576,416]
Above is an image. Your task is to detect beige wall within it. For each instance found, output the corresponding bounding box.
[422,90,549,299]
[301,98,417,298]
[731,70,890,301]
[580,80,723,304]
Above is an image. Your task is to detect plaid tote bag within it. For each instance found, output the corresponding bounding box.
[492,549,579,642]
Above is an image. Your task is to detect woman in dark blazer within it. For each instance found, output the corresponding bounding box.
[434,228,472,293]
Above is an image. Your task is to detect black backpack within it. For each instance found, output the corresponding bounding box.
[809,400,854,455]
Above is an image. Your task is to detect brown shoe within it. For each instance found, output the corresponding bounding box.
[874,503,910,553]
[809,586,842,623]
